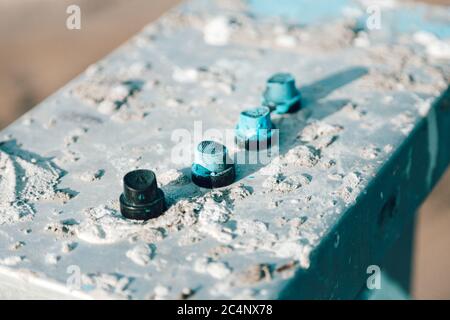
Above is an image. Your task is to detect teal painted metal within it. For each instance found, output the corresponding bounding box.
[248,0,450,38]
[381,210,416,294]
[279,90,450,299]
[248,0,351,25]
[357,272,410,300]
[0,0,449,299]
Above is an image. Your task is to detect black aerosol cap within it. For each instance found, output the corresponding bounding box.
[120,169,166,220]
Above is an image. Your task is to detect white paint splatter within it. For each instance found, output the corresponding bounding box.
[414,31,450,60]
[203,16,232,46]
[0,142,70,225]
[126,244,154,266]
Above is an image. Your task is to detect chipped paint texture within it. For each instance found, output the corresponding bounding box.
[0,0,449,299]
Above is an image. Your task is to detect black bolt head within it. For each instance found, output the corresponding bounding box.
[120,169,166,220]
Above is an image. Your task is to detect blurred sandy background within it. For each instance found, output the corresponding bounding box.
[0,0,449,299]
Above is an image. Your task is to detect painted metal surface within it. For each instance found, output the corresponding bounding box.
[0,0,449,299]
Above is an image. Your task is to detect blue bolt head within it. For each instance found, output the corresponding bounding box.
[235,106,276,150]
[262,73,301,114]
[191,141,235,188]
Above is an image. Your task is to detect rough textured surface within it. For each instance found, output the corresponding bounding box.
[0,0,449,299]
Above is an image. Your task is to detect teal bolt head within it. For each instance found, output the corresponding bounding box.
[194,140,230,173]
[262,73,301,114]
[235,106,276,150]
[191,141,235,188]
